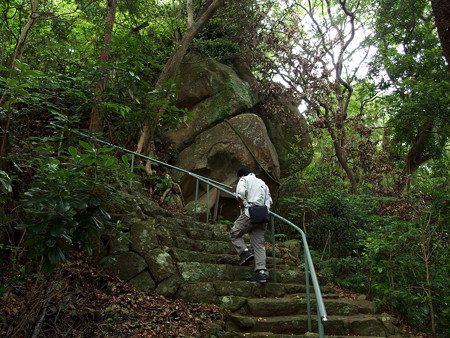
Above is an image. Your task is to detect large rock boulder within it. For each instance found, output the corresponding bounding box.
[259,98,313,173]
[165,52,259,150]
[163,53,312,220]
[172,113,280,210]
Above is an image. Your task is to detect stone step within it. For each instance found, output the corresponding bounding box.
[177,261,253,282]
[171,248,285,266]
[171,238,295,265]
[170,224,230,241]
[154,215,205,230]
[173,236,236,255]
[155,216,229,237]
[176,262,324,283]
[244,297,376,317]
[226,314,390,336]
[171,247,240,265]
[173,281,337,304]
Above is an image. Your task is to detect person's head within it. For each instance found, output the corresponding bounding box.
[237,166,253,178]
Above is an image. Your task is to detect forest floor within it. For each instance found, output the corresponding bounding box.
[0,251,224,337]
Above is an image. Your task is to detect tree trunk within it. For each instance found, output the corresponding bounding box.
[0,0,39,107]
[136,0,224,169]
[187,0,194,28]
[0,0,39,170]
[403,121,434,191]
[89,0,117,133]
[326,124,358,194]
[333,135,358,194]
[11,0,40,68]
[431,0,450,70]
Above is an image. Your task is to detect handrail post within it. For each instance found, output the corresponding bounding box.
[270,216,277,283]
[305,245,312,332]
[318,316,325,338]
[130,153,135,172]
[206,183,210,223]
[130,153,135,189]
[194,178,199,221]
[57,127,64,156]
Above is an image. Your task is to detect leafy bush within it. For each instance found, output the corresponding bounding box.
[322,207,449,334]
[0,170,12,205]
[280,189,379,257]
[17,141,135,271]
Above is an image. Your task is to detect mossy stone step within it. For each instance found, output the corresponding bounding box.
[164,224,230,241]
[227,314,389,336]
[168,232,294,262]
[171,248,285,265]
[173,281,337,305]
[171,247,240,265]
[176,262,253,282]
[173,236,236,254]
[244,297,373,317]
[176,262,316,283]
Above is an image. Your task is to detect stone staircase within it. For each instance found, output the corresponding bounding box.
[157,216,408,337]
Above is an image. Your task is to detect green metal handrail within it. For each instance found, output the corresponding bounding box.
[51,123,232,222]
[270,213,328,335]
[51,124,327,336]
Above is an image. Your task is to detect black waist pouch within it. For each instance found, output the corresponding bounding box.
[248,205,270,224]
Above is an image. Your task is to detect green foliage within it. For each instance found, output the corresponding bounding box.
[191,19,240,63]
[0,61,45,109]
[371,0,450,173]
[0,61,91,136]
[300,145,450,334]
[17,141,135,272]
[320,199,449,333]
[0,170,12,204]
[287,135,314,174]
[146,172,172,195]
[280,190,380,257]
[86,54,194,139]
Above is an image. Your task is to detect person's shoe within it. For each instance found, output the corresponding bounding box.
[250,272,267,284]
[239,251,254,265]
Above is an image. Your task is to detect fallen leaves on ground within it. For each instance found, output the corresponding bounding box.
[0,251,224,337]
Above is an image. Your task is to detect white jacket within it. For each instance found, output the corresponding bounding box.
[236,173,272,217]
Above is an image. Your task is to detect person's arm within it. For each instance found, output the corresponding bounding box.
[236,177,247,208]
[265,185,272,208]
[237,196,244,208]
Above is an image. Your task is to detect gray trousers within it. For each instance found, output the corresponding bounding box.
[230,213,267,272]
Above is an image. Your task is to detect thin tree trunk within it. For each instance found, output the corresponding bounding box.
[0,0,39,170]
[136,0,225,172]
[187,0,194,28]
[327,126,358,193]
[0,0,39,106]
[431,0,450,70]
[424,258,436,333]
[89,0,117,133]
[11,0,40,68]
[403,121,434,192]
[421,213,436,333]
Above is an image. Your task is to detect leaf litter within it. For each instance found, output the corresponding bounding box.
[0,251,224,337]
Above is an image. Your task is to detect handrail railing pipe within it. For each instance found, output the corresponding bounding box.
[270,217,277,283]
[50,123,233,191]
[206,183,210,223]
[51,124,327,337]
[304,244,312,331]
[271,213,328,332]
